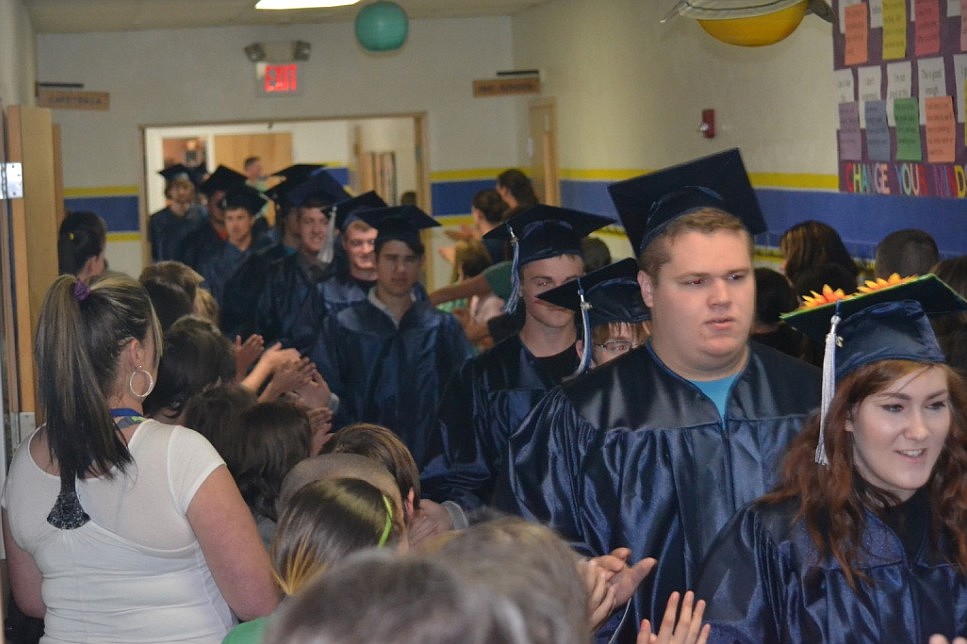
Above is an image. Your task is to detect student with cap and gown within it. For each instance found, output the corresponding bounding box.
[496,149,821,643]
[536,257,651,372]
[260,163,327,264]
[150,164,208,263]
[180,165,248,272]
[696,275,967,643]
[254,168,350,353]
[197,184,272,336]
[419,204,611,527]
[310,206,472,470]
[317,191,387,316]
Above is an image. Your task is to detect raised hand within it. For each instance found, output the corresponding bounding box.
[637,591,710,644]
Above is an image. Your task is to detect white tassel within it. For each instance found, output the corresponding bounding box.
[573,285,592,377]
[319,205,338,265]
[816,312,841,466]
[503,226,521,314]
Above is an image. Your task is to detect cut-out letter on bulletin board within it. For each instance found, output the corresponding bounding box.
[894,98,923,160]
[916,0,942,56]
[926,96,957,161]
[883,0,908,59]
[846,3,870,65]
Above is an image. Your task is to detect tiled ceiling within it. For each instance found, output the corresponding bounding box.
[24,0,555,33]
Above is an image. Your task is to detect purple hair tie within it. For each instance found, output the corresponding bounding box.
[72,280,91,302]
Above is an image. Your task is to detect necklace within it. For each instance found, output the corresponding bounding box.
[111,407,146,431]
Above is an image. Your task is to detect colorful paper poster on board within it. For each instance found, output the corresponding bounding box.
[915,0,942,56]
[926,96,957,162]
[846,3,871,65]
[882,0,908,59]
[840,102,864,160]
[894,98,924,160]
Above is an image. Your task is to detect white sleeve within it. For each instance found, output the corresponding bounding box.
[166,426,226,515]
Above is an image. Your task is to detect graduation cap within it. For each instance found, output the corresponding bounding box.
[607,148,766,256]
[158,164,197,187]
[782,274,967,466]
[270,163,327,183]
[483,204,613,314]
[285,169,352,210]
[357,205,440,251]
[199,165,247,197]
[331,191,388,232]
[538,257,650,374]
[221,184,267,216]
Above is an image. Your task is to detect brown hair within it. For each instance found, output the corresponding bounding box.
[639,208,750,281]
[322,423,421,520]
[780,220,859,287]
[760,360,967,588]
[589,320,650,347]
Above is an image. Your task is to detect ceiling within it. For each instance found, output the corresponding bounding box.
[23,0,554,34]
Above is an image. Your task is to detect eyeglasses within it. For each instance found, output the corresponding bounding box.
[592,340,639,354]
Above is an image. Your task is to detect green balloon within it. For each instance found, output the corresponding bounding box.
[355,2,409,52]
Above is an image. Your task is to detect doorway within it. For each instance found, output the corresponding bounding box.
[527,98,560,206]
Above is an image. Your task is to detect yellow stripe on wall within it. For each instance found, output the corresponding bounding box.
[65,185,139,198]
[561,169,837,191]
[107,232,142,242]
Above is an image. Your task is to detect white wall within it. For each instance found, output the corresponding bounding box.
[37,16,520,188]
[510,0,838,175]
[0,0,36,108]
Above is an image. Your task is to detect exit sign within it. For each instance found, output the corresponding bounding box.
[256,63,302,96]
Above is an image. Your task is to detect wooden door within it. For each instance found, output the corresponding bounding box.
[528,99,560,206]
[0,106,63,436]
[213,133,293,224]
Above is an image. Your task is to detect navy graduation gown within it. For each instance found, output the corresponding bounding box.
[148,204,207,263]
[220,251,270,339]
[310,296,472,469]
[255,253,331,354]
[696,498,967,643]
[495,342,820,643]
[318,273,373,317]
[421,334,577,515]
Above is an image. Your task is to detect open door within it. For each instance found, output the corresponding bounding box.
[528,98,560,206]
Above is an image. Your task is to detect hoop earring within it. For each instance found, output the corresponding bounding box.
[129,365,155,400]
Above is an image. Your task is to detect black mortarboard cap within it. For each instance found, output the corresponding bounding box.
[781,273,967,466]
[608,148,766,255]
[285,169,352,209]
[357,205,440,247]
[158,164,196,186]
[483,204,612,266]
[270,163,327,184]
[783,274,966,379]
[538,257,650,375]
[538,258,650,327]
[333,191,388,231]
[199,165,247,197]
[221,184,267,216]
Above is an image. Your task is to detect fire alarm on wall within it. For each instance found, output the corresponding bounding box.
[700,109,715,138]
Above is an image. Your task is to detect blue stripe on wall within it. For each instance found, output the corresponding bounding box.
[559,179,966,260]
[431,180,495,217]
[65,196,140,232]
[69,177,967,259]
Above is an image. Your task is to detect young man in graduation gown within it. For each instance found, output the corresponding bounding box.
[495,149,821,643]
[419,205,612,527]
[255,169,350,353]
[196,184,271,338]
[149,164,208,263]
[316,191,386,316]
[310,206,473,469]
[179,165,247,272]
[260,164,327,264]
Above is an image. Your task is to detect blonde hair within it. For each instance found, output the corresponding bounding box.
[639,208,750,281]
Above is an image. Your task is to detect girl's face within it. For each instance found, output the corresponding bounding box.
[848,366,951,502]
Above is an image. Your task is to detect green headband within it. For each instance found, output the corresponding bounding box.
[378,495,394,547]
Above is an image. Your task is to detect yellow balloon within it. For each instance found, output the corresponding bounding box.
[697,1,809,47]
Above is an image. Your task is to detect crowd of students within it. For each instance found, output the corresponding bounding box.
[3,148,966,643]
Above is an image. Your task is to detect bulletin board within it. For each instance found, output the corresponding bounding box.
[833,0,967,198]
